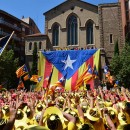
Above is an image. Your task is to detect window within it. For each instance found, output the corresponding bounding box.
[39,42,42,49]
[52,24,59,46]
[86,22,93,44]
[29,42,32,50]
[110,34,113,43]
[67,15,78,45]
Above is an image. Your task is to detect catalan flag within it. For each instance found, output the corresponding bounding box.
[16,64,28,78]
[30,75,42,83]
[36,49,100,91]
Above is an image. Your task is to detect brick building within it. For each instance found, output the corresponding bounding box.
[25,33,52,70]
[0,10,40,65]
[119,0,130,39]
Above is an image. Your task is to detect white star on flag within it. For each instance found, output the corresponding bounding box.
[62,55,76,70]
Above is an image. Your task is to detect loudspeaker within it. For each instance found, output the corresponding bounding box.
[86,84,90,90]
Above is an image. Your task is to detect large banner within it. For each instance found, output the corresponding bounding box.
[36,49,100,91]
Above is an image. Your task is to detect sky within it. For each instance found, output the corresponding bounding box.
[0,0,118,33]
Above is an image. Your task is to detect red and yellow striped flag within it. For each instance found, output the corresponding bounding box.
[36,49,100,91]
[16,64,28,78]
[30,75,42,83]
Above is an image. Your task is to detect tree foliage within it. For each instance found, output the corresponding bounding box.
[110,44,130,88]
[0,49,19,89]
[114,40,119,56]
[31,42,38,75]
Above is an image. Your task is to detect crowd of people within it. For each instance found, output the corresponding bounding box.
[0,85,130,130]
[43,46,96,52]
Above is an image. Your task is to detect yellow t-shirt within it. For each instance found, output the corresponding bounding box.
[68,122,75,130]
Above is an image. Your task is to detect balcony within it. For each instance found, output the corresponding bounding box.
[0,31,21,41]
[0,19,21,31]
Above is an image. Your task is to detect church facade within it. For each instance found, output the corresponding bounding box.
[25,0,126,78]
[43,0,124,56]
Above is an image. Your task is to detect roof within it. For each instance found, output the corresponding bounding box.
[98,2,119,7]
[0,10,28,25]
[43,0,98,15]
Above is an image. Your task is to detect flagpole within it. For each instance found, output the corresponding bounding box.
[0,31,15,56]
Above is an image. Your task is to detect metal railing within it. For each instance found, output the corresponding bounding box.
[0,19,21,31]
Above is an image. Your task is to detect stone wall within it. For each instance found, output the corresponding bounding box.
[44,0,100,49]
[99,3,124,62]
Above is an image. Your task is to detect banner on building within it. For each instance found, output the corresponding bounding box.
[36,49,100,91]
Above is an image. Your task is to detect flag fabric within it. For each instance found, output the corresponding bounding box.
[43,66,53,88]
[83,64,93,84]
[36,49,100,91]
[17,79,24,90]
[51,76,66,88]
[104,65,110,78]
[47,77,66,95]
[0,35,10,55]
[74,65,89,90]
[114,80,119,87]
[93,65,99,79]
[16,64,28,78]
[45,77,65,97]
[30,75,42,83]
[23,74,30,81]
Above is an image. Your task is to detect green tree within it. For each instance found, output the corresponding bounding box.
[0,49,19,89]
[125,33,130,45]
[110,44,130,88]
[114,40,119,56]
[31,42,38,75]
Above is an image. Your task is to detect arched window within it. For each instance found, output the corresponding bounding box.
[52,24,59,46]
[29,42,32,50]
[86,22,93,44]
[39,42,42,49]
[67,15,78,45]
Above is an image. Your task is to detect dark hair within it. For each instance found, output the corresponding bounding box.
[123,124,130,130]
[47,114,61,130]
[80,124,93,130]
[118,124,130,130]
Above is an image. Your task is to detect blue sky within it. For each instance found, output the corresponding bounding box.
[0,0,118,33]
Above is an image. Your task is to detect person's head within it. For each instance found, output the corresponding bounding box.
[47,114,62,130]
[80,123,94,130]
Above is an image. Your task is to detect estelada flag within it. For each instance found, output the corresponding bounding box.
[83,64,93,83]
[23,74,30,81]
[36,49,100,91]
[30,75,42,83]
[16,64,28,78]
[49,76,66,92]
[43,66,53,88]
[93,65,99,79]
